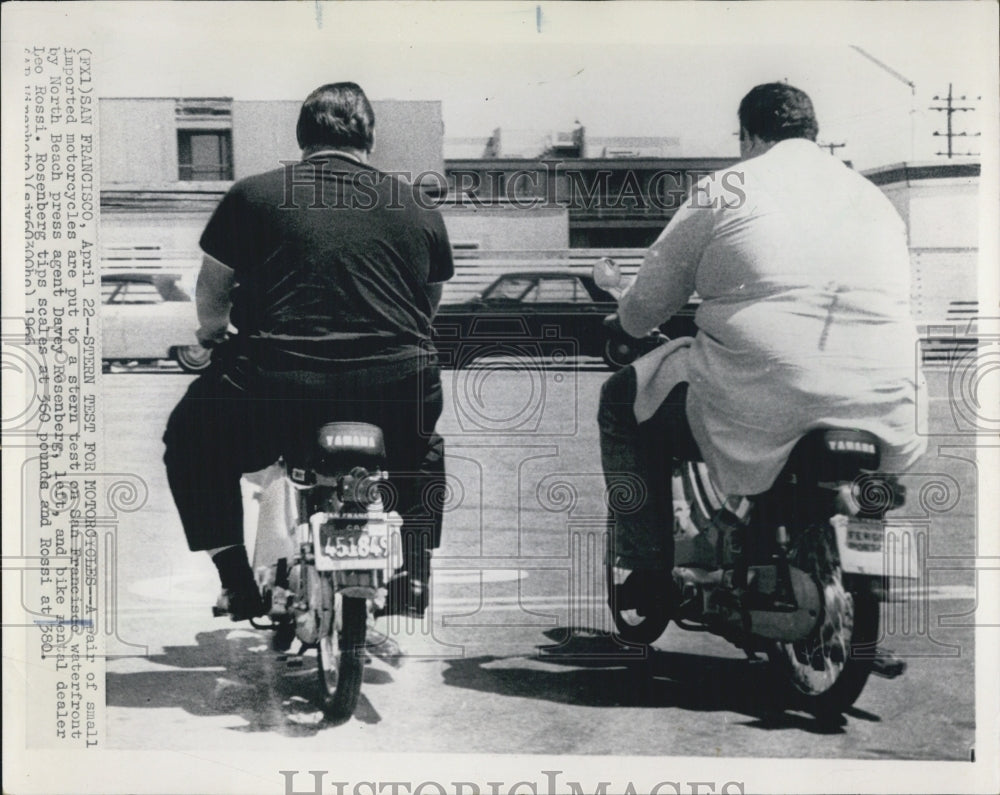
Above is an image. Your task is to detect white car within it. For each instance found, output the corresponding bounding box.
[101,272,212,372]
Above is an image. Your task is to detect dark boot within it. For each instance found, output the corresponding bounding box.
[210,545,265,621]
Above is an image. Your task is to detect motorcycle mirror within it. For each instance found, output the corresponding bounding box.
[593,257,623,291]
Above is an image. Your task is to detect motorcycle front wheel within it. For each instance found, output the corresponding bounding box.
[767,523,879,715]
[316,578,367,721]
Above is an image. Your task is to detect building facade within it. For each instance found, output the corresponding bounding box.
[443,155,737,248]
[98,99,981,346]
[863,161,981,363]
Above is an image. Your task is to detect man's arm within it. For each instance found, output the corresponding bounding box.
[195,253,235,345]
[427,282,444,318]
[618,189,715,338]
[426,212,454,320]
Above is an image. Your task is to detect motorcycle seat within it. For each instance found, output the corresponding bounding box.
[782,428,882,486]
[283,421,386,474]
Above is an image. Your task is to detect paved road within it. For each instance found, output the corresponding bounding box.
[103,364,977,760]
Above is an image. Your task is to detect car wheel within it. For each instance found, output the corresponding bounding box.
[172,344,212,373]
[602,338,638,371]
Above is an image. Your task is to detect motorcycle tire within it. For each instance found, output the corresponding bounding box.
[767,522,879,716]
[606,561,672,645]
[316,585,367,722]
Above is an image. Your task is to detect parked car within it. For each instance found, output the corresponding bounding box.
[101,272,212,372]
[432,270,697,369]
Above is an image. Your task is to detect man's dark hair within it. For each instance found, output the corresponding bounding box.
[296,82,376,153]
[738,82,819,143]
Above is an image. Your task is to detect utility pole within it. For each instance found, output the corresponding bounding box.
[819,141,846,157]
[930,84,981,158]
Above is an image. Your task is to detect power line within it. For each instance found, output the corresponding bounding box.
[849,46,916,95]
[848,46,916,160]
[930,84,981,158]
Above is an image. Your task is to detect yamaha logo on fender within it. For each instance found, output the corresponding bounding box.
[827,439,876,454]
[323,433,377,450]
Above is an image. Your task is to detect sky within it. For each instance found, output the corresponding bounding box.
[3,1,998,171]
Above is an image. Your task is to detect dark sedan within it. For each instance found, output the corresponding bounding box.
[432,270,697,369]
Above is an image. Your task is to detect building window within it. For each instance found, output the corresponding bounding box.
[176,97,233,182]
[178,130,233,181]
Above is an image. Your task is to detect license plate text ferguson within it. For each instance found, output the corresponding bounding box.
[280,771,746,795]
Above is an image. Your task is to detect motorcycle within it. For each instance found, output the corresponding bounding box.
[230,420,403,721]
[593,258,911,715]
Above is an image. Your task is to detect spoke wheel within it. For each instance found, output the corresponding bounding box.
[316,579,367,721]
[768,523,879,715]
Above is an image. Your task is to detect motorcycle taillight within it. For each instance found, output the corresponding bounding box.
[337,467,386,508]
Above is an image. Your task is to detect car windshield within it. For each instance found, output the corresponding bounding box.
[102,274,193,304]
[483,277,535,301]
[531,277,586,302]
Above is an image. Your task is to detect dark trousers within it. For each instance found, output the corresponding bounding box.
[597,366,701,570]
[163,361,445,558]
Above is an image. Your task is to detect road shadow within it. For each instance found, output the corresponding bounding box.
[106,626,402,736]
[440,627,851,735]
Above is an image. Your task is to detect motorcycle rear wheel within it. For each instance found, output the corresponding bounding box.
[316,581,367,721]
[767,523,878,715]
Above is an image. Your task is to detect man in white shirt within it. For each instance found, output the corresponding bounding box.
[599,83,927,598]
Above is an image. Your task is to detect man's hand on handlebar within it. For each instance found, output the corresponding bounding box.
[603,313,670,342]
[196,327,231,349]
[593,256,626,300]
[602,312,629,337]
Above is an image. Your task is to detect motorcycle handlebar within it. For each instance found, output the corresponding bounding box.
[603,312,670,344]
[198,332,232,350]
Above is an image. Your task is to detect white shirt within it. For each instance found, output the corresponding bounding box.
[620,139,927,495]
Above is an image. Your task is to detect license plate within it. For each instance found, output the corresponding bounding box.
[318,518,389,564]
[833,514,887,577]
[845,517,884,552]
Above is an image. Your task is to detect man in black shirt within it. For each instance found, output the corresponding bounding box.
[163,82,453,620]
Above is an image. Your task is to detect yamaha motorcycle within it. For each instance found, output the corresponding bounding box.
[594,258,910,715]
[231,421,402,721]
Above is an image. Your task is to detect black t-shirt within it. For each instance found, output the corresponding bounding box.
[199,153,453,376]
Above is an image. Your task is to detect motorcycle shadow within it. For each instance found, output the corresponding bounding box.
[440,627,851,735]
[106,626,401,735]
